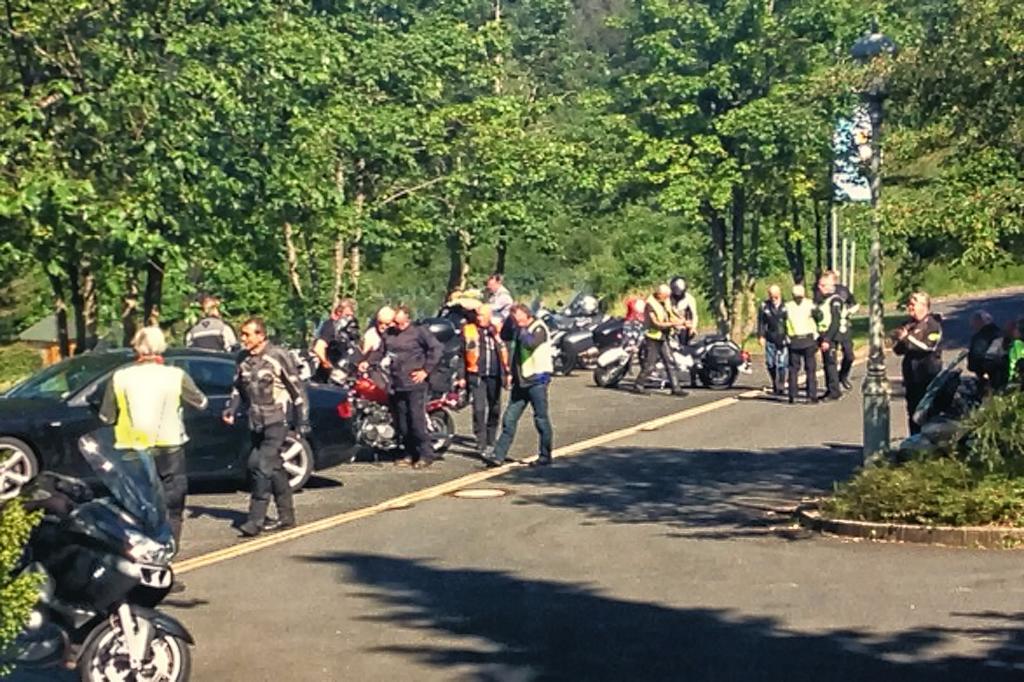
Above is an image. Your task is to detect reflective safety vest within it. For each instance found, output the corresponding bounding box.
[785,299,817,338]
[817,294,850,336]
[518,319,554,378]
[463,323,509,375]
[644,296,678,341]
[112,363,189,449]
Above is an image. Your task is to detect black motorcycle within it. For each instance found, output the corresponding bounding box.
[534,294,604,376]
[592,317,751,390]
[3,433,193,681]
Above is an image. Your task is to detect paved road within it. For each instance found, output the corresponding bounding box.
[11,289,1023,681]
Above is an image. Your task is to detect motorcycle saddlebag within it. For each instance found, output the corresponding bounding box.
[591,317,624,351]
[707,342,740,365]
[563,328,595,356]
[420,317,457,345]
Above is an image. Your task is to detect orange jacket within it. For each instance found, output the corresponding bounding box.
[463,323,509,375]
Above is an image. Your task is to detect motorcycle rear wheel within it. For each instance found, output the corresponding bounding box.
[699,365,738,390]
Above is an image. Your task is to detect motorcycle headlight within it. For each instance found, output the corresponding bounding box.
[124,529,172,566]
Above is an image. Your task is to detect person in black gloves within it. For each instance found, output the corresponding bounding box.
[224,317,310,537]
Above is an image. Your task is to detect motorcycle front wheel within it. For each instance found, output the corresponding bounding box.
[428,410,455,453]
[80,619,191,682]
[593,361,629,388]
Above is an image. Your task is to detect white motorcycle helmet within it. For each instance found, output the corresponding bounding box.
[579,295,599,316]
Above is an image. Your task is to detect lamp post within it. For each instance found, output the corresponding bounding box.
[851,22,898,463]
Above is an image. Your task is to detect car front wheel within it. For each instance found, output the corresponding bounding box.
[281,434,314,492]
[0,436,39,501]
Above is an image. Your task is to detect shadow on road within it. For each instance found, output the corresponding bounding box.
[302,552,1021,681]
[492,443,862,541]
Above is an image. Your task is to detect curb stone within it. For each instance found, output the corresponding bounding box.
[797,509,1024,550]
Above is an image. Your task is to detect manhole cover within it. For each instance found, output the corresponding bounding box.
[450,488,509,500]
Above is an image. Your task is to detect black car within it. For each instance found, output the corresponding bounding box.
[0,349,356,499]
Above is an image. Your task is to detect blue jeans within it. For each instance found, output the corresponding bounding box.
[493,382,553,462]
[766,341,789,388]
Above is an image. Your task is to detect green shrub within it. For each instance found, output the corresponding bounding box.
[958,391,1024,476]
[822,458,1024,527]
[0,343,42,389]
[0,501,42,673]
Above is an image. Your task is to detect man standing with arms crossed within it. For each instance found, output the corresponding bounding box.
[224,317,310,537]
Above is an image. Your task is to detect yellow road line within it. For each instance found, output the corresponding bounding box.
[176,393,752,574]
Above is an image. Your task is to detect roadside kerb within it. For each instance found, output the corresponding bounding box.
[174,390,761,574]
[797,509,1024,550]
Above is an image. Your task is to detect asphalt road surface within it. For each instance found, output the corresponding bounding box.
[10,289,1024,681]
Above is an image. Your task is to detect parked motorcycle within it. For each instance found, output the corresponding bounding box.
[2,433,193,681]
[534,293,605,376]
[592,317,751,390]
[897,350,982,458]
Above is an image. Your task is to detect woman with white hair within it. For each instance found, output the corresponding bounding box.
[99,326,208,572]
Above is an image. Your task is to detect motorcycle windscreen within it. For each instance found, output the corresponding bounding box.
[77,431,170,539]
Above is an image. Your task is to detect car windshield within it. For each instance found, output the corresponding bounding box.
[5,353,127,400]
[78,432,170,541]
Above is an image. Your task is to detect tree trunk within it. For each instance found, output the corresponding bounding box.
[332,237,346,303]
[143,255,164,325]
[349,160,366,295]
[704,203,730,335]
[67,260,86,355]
[742,211,762,341]
[784,201,806,284]
[813,199,824,281]
[494,230,508,276]
[46,272,71,359]
[122,272,140,347]
[283,221,305,300]
[81,262,97,351]
[728,185,746,343]
[446,229,471,298]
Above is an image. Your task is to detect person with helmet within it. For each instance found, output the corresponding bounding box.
[634,284,688,396]
[815,273,845,401]
[185,295,238,352]
[785,284,819,404]
[669,277,698,346]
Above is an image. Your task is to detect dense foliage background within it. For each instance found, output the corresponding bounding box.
[1,0,1021,349]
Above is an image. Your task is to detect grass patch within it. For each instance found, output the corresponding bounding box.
[0,343,41,390]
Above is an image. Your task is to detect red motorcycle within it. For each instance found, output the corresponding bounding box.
[339,370,464,457]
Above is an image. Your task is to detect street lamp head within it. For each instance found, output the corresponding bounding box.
[850,20,899,63]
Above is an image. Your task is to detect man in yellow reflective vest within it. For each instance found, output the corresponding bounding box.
[635,284,688,396]
[99,326,208,550]
[784,284,819,404]
[816,273,845,400]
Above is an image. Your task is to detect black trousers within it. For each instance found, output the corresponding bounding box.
[153,446,187,547]
[393,387,433,463]
[247,422,294,526]
[789,344,818,402]
[637,337,680,391]
[821,344,840,396]
[470,374,502,449]
[904,378,928,435]
[837,334,854,383]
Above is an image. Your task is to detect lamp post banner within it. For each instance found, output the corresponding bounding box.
[832,105,873,204]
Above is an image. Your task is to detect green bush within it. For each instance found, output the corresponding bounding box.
[958,391,1024,476]
[0,501,42,673]
[0,343,42,389]
[823,458,1024,527]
